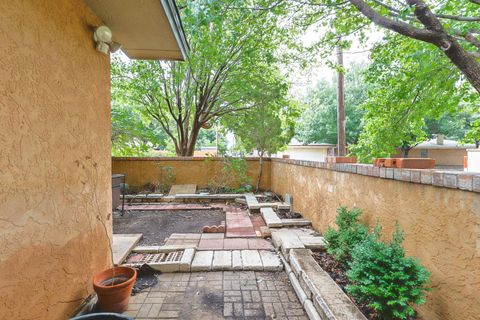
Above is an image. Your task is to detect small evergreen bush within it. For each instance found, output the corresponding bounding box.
[324,206,369,266]
[346,226,431,320]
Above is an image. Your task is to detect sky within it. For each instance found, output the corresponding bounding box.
[288,26,385,98]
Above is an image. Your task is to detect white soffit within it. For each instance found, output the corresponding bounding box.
[85,0,188,60]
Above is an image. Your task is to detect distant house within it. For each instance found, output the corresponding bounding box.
[275,142,336,161]
[393,135,476,167]
[194,146,218,157]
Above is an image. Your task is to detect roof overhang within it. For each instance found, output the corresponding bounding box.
[85,0,188,60]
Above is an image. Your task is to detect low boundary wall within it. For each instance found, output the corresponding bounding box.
[111,156,479,319]
[112,157,271,191]
[270,158,480,320]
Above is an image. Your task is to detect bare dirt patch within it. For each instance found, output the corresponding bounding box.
[113,209,225,245]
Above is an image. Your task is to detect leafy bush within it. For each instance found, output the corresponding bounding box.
[148,165,176,193]
[346,226,430,320]
[207,157,252,193]
[324,206,369,266]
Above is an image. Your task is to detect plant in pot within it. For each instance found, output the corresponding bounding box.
[92,218,137,313]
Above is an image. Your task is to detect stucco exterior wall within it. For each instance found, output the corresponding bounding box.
[112,157,271,191]
[270,160,480,320]
[0,1,112,319]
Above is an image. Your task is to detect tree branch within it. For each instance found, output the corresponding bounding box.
[348,0,440,43]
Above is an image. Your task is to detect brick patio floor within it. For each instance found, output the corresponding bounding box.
[125,271,308,319]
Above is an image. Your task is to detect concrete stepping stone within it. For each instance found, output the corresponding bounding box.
[255,202,291,210]
[223,238,249,250]
[212,251,232,270]
[179,248,196,272]
[232,250,243,270]
[281,218,311,227]
[247,238,274,250]
[112,233,143,265]
[241,250,263,270]
[261,208,282,227]
[191,251,213,271]
[259,251,283,271]
[168,184,197,195]
[245,193,261,210]
[271,230,305,259]
[299,236,326,249]
[198,238,224,250]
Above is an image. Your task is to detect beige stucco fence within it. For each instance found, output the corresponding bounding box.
[112,157,271,191]
[113,157,480,320]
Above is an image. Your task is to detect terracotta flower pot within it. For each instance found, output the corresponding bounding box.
[93,266,137,313]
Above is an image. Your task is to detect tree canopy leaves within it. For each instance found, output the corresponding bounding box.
[111,0,300,156]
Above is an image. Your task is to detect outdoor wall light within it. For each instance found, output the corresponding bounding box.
[94,25,121,55]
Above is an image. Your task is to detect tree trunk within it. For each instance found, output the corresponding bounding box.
[348,0,480,94]
[401,147,410,158]
[256,152,264,192]
[440,37,480,94]
[176,127,201,156]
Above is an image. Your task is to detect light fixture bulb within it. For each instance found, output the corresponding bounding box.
[94,26,112,43]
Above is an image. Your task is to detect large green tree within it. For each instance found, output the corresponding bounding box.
[296,63,369,145]
[224,99,299,190]
[350,35,479,161]
[112,0,297,156]
[274,0,480,94]
[111,104,168,156]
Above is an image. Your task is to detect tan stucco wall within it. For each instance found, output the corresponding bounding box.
[270,160,480,320]
[0,1,112,319]
[112,157,271,191]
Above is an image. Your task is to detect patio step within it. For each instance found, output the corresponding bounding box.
[245,193,260,210]
[190,250,282,272]
[261,207,283,227]
[112,233,143,265]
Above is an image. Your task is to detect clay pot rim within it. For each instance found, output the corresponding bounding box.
[93,266,137,291]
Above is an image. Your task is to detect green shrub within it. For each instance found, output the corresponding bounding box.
[346,226,430,320]
[324,206,369,266]
[149,165,176,193]
[207,157,252,193]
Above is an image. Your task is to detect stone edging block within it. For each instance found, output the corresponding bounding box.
[289,249,367,320]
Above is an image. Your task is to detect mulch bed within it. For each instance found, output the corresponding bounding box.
[276,210,302,219]
[311,251,417,320]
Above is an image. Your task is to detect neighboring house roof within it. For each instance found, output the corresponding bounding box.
[287,144,335,149]
[287,138,335,148]
[413,139,476,150]
[85,0,188,60]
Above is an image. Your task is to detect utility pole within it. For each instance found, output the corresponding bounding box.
[336,44,346,156]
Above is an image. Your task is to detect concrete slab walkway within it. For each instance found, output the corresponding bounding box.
[113,234,143,265]
[125,271,308,320]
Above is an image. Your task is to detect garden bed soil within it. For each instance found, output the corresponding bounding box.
[276,210,302,219]
[311,251,417,320]
[113,209,225,245]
